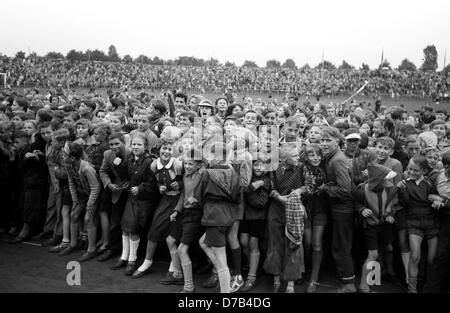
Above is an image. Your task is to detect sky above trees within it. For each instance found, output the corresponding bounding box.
[2,0,449,69]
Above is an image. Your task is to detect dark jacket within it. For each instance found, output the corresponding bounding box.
[243,172,271,220]
[67,160,101,209]
[355,183,398,226]
[15,145,48,189]
[345,148,376,187]
[85,140,109,174]
[196,165,241,227]
[323,147,354,214]
[125,153,159,201]
[99,149,130,203]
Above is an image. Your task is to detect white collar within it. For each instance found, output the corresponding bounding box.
[407,176,424,186]
[157,157,174,170]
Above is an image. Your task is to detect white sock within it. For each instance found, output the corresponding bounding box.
[129,238,140,262]
[120,235,130,261]
[182,261,194,291]
[168,260,175,272]
[401,252,410,282]
[170,251,183,278]
[218,267,231,293]
[138,259,153,272]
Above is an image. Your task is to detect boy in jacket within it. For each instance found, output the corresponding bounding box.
[196,143,241,293]
[355,163,399,292]
[62,142,101,262]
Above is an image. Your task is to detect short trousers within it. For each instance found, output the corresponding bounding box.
[180,221,205,246]
[407,216,440,240]
[363,223,394,251]
[304,211,328,229]
[98,187,112,214]
[239,219,266,238]
[394,209,407,231]
[204,226,230,247]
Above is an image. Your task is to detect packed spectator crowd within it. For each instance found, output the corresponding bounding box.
[2,76,450,295]
[1,57,449,100]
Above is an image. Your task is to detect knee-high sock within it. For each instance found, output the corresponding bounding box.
[182,261,194,290]
[121,235,130,261]
[311,250,323,282]
[401,252,410,282]
[217,267,231,293]
[248,252,260,277]
[170,251,183,277]
[231,248,242,276]
[129,238,140,262]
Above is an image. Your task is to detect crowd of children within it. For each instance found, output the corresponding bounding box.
[1,87,450,293]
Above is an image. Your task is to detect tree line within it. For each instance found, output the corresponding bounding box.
[3,44,449,75]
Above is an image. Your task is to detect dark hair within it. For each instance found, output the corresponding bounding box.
[12,130,29,140]
[156,136,175,152]
[152,99,167,115]
[410,155,429,171]
[110,97,125,109]
[92,122,111,138]
[14,97,29,111]
[304,143,322,157]
[175,93,188,103]
[390,109,404,120]
[81,100,96,111]
[68,142,83,160]
[39,121,54,131]
[225,104,244,117]
[405,135,419,146]
[430,119,446,130]
[349,113,362,125]
[442,151,450,166]
[321,126,341,139]
[37,108,53,122]
[215,97,228,107]
[13,111,27,121]
[374,136,395,150]
[52,128,70,142]
[178,110,195,123]
[262,107,277,117]
[108,131,125,143]
[96,109,106,117]
[399,124,419,136]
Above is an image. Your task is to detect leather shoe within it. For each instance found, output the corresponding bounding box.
[110,259,128,270]
[179,287,196,293]
[42,236,62,247]
[125,261,138,276]
[58,245,78,256]
[98,249,117,262]
[34,231,53,240]
[49,242,70,253]
[9,236,28,244]
[160,271,184,285]
[202,273,218,288]
[78,251,97,262]
[132,267,153,279]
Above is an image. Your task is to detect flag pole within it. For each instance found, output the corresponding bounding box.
[380,47,384,68]
[443,49,447,71]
